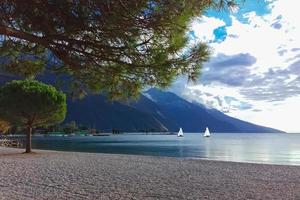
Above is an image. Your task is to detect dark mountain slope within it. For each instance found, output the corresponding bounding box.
[0,72,283,133]
[65,95,168,132]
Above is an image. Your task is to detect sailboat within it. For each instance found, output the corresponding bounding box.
[177,128,184,137]
[203,127,210,137]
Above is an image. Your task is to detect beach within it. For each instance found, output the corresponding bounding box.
[1,147,300,200]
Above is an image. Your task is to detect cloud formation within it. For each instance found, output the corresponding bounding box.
[171,0,300,132]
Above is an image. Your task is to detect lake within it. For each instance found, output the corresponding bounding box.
[32,133,300,165]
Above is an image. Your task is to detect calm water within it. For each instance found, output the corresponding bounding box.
[32,133,300,165]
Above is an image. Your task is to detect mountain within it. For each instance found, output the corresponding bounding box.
[132,88,282,133]
[65,95,168,132]
[132,89,237,132]
[0,72,282,132]
[64,88,283,133]
[205,108,281,133]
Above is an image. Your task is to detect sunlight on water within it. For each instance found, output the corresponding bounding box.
[32,133,300,165]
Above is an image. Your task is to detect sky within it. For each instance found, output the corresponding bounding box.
[170,0,300,133]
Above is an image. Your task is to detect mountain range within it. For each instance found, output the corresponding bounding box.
[65,88,283,133]
[0,71,282,133]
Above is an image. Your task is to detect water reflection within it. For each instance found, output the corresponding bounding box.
[32,133,300,165]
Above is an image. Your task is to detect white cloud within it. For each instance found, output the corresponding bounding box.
[172,0,300,132]
[230,96,300,133]
[180,83,248,112]
[216,16,288,73]
[189,16,226,42]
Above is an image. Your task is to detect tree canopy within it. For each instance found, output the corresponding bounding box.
[0,80,67,152]
[0,80,67,127]
[0,0,237,99]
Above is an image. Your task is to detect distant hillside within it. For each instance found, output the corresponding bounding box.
[0,73,283,133]
[132,89,237,132]
[65,95,168,132]
[64,88,283,133]
[132,89,282,133]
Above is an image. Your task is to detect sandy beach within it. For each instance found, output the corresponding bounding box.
[1,147,300,200]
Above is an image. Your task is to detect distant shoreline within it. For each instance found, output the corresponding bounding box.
[3,131,289,138]
[1,132,178,139]
[1,147,300,199]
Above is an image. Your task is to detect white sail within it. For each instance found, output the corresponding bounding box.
[203,127,210,137]
[177,128,184,137]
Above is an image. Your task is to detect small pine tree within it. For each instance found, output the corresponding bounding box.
[0,80,67,153]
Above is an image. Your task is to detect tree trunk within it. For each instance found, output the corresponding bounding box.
[25,126,32,153]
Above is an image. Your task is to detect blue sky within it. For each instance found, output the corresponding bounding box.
[171,0,300,132]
